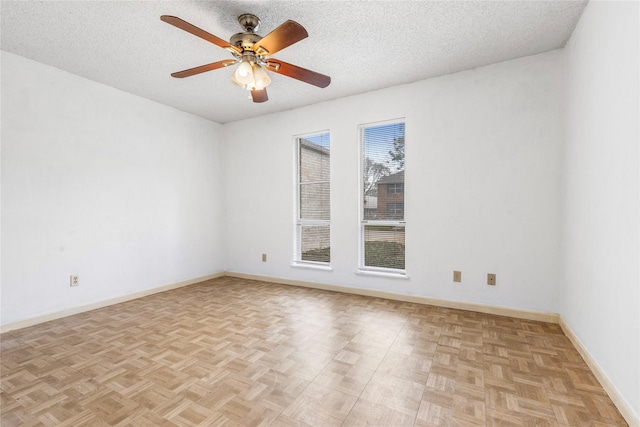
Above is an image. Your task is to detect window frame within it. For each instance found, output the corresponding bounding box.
[293,131,331,267]
[358,119,406,275]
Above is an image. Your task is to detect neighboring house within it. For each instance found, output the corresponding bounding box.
[299,139,330,252]
[376,171,404,220]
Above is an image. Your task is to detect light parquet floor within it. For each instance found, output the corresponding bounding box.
[0,277,627,426]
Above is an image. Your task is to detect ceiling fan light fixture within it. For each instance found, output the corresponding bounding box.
[162,13,330,102]
[231,63,271,91]
[252,65,271,90]
[230,73,244,88]
[234,61,254,85]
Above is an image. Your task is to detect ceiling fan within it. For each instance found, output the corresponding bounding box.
[160,14,331,103]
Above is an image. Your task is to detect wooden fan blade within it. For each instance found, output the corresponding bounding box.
[251,88,268,103]
[161,15,241,53]
[265,59,331,88]
[252,20,308,57]
[170,60,237,78]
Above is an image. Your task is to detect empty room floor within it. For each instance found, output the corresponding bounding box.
[0,277,627,426]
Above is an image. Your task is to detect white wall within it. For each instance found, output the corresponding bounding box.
[562,1,639,419]
[1,3,637,420]
[223,50,564,313]
[1,52,225,326]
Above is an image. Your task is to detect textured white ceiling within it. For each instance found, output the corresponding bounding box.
[1,1,586,124]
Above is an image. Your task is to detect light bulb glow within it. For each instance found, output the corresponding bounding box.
[235,62,254,85]
[231,61,272,92]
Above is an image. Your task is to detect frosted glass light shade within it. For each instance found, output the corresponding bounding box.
[252,65,271,89]
[230,62,272,91]
[235,62,254,85]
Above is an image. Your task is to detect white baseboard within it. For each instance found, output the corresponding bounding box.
[559,316,639,427]
[0,271,225,333]
[224,271,559,323]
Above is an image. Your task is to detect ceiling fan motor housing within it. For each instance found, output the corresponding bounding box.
[231,14,263,53]
[230,31,262,52]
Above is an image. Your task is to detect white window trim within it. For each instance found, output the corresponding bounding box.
[291,261,333,271]
[293,130,331,266]
[355,269,409,279]
[357,118,406,275]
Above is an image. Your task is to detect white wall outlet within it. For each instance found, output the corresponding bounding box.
[70,274,79,287]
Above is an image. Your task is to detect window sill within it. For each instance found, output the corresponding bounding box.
[291,262,333,272]
[355,269,409,279]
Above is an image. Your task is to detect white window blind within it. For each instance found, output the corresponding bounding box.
[360,120,405,272]
[296,132,330,264]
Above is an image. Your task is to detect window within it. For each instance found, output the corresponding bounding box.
[386,203,404,215]
[295,132,330,264]
[360,120,405,273]
[387,183,404,194]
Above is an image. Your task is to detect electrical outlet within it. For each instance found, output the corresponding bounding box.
[70,274,79,287]
[262,253,267,262]
[453,271,462,282]
[487,273,496,286]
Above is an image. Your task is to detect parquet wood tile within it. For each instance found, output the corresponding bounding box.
[311,360,375,397]
[0,277,628,426]
[344,398,417,426]
[282,382,357,426]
